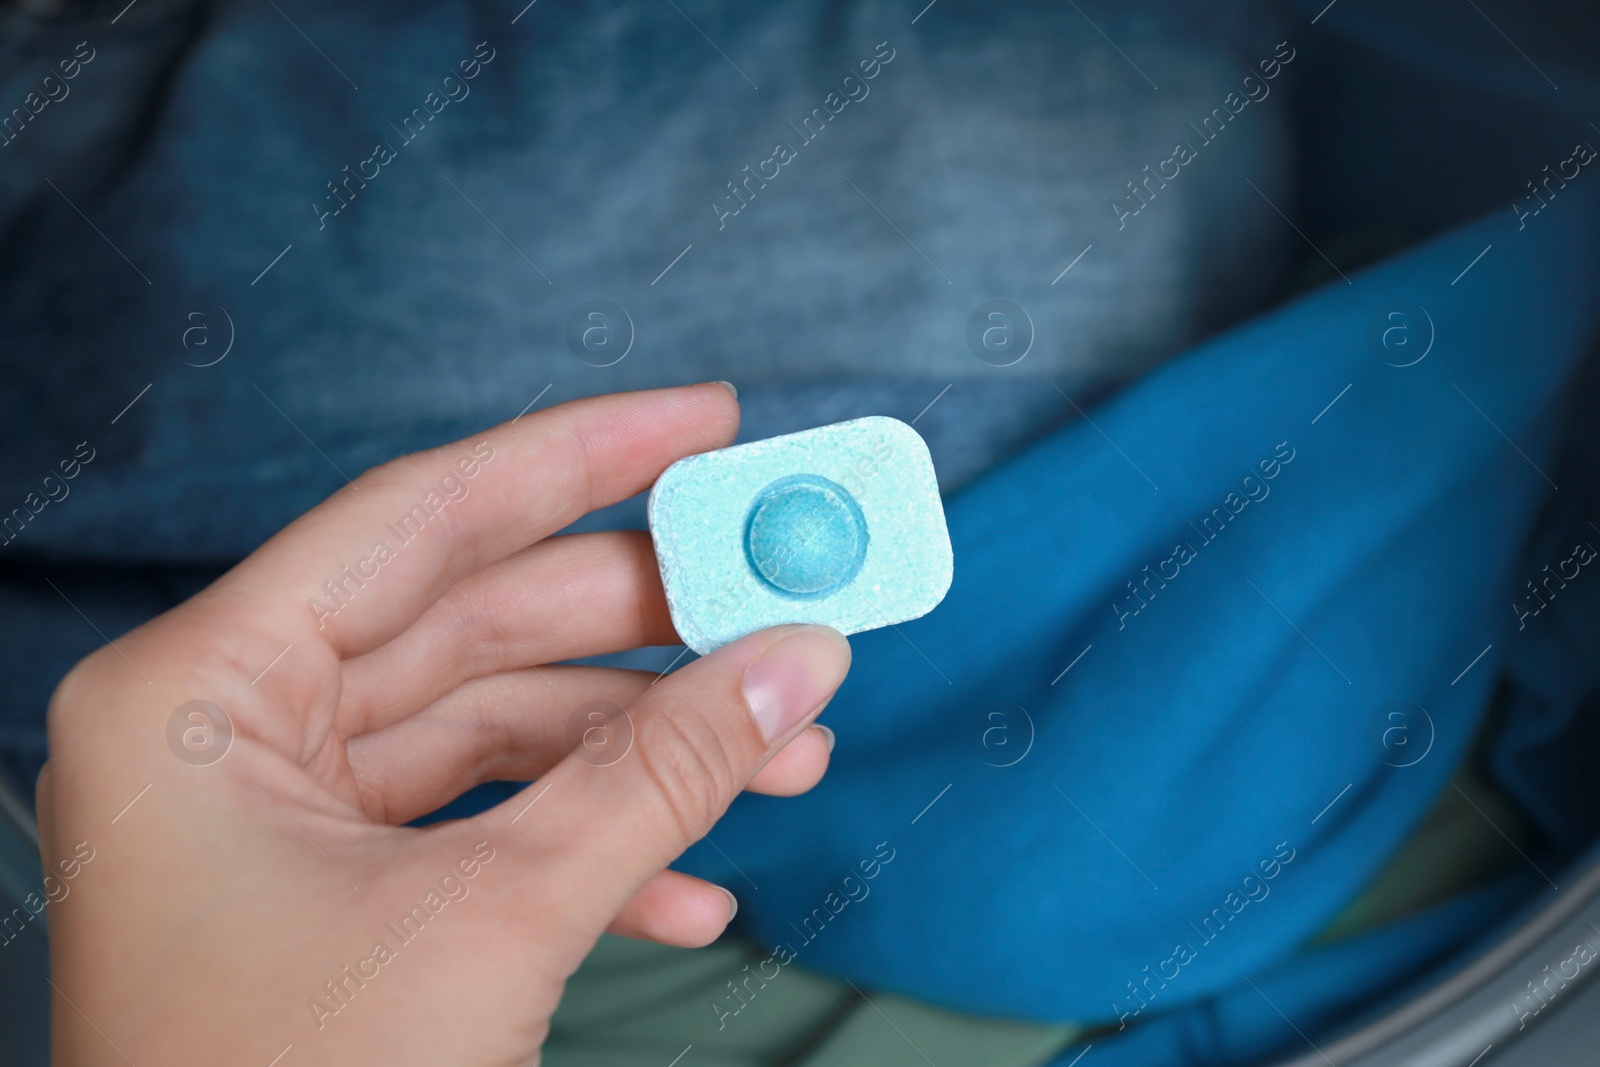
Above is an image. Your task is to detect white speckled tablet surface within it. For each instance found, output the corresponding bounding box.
[647,416,954,654]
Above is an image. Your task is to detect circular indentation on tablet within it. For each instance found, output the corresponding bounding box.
[744,475,869,598]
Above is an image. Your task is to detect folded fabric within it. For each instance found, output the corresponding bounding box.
[1065,869,1542,1067]
[678,189,1600,1035]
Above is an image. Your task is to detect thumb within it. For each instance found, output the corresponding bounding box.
[490,624,849,936]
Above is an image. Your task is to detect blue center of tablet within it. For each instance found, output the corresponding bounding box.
[744,474,869,598]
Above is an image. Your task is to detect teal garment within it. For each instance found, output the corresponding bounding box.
[678,195,1600,1058]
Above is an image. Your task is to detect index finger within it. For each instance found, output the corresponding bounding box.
[195,383,739,664]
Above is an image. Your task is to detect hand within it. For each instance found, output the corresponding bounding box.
[39,383,851,1065]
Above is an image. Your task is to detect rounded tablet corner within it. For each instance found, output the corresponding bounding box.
[931,544,955,607]
[902,538,954,625]
[650,453,690,497]
[854,413,913,439]
[667,601,714,658]
[870,415,939,473]
[865,413,927,441]
[681,614,724,656]
[647,454,701,529]
[645,481,664,530]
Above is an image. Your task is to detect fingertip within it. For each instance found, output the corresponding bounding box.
[606,871,741,948]
[742,625,851,744]
[700,380,741,443]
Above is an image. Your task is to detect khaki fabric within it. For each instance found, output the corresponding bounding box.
[545,935,1080,1067]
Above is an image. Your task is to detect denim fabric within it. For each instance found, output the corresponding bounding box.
[0,0,1292,775]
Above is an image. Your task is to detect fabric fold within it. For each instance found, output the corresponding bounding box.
[680,189,1600,1027]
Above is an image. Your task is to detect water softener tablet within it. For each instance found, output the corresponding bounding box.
[647,416,954,654]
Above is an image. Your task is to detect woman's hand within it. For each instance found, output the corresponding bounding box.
[38,383,850,1065]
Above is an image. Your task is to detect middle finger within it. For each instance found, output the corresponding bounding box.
[338,529,676,736]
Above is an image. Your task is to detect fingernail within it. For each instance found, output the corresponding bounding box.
[719,886,739,924]
[814,724,836,752]
[712,380,738,400]
[743,626,850,743]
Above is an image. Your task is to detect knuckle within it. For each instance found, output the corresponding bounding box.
[45,646,118,734]
[440,581,495,672]
[355,452,419,490]
[635,701,744,835]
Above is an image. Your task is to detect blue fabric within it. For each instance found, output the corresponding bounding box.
[1068,870,1542,1066]
[678,194,1600,1031]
